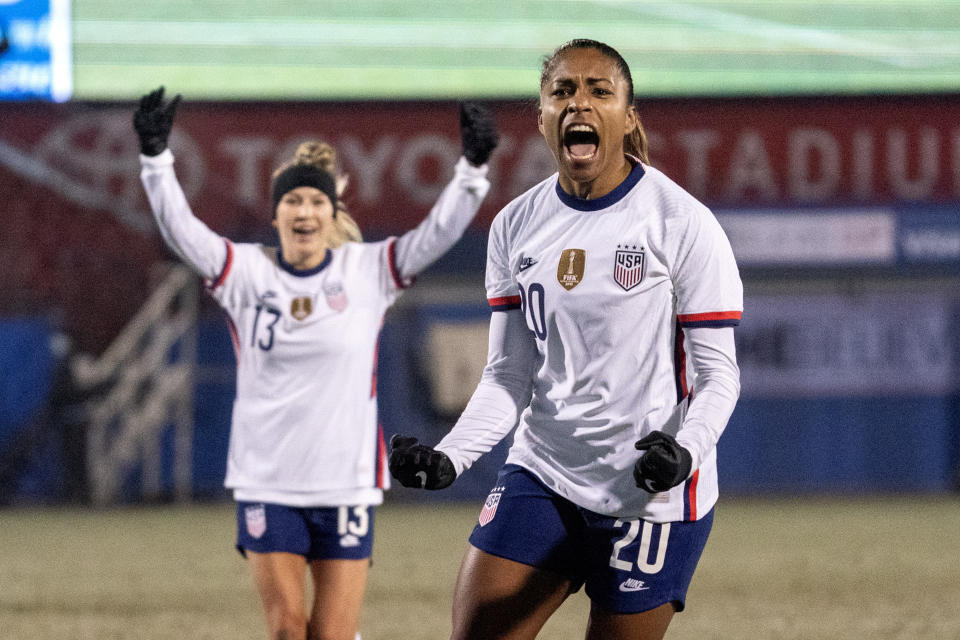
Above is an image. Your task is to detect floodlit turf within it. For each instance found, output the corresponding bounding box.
[70,1,960,100]
[1,496,958,638]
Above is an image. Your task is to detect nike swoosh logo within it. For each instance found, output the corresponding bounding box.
[416,471,428,487]
[519,258,538,272]
[619,582,650,592]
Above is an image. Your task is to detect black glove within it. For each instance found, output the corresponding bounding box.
[133,86,181,156]
[459,102,499,167]
[388,435,456,490]
[633,431,693,493]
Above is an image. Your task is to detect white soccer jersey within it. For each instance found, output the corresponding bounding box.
[209,239,401,506]
[479,161,741,522]
[140,150,490,507]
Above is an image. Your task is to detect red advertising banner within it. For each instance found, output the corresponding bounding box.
[2,95,958,351]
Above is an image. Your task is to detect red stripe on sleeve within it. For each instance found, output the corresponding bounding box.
[376,423,387,488]
[675,328,689,399]
[488,295,522,309]
[387,238,413,290]
[687,469,700,521]
[370,320,384,398]
[207,239,233,291]
[677,310,742,323]
[225,314,241,363]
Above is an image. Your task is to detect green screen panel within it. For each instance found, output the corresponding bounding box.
[70,0,960,100]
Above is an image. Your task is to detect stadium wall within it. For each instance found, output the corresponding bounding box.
[1,97,958,502]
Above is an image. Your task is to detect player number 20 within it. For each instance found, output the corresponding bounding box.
[609,519,671,574]
[517,282,547,340]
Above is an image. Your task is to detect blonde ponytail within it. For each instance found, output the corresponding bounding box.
[331,210,363,246]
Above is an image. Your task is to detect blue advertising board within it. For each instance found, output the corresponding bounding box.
[0,0,70,101]
[717,205,960,269]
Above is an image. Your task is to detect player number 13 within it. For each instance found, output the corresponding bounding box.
[338,506,370,537]
[251,304,281,351]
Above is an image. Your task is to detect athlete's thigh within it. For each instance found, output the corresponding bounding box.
[583,509,714,615]
[307,558,369,640]
[451,544,572,640]
[302,505,374,639]
[246,550,309,616]
[452,465,585,639]
[584,602,674,640]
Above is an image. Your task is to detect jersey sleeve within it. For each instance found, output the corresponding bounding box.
[435,206,534,474]
[672,205,743,328]
[484,208,521,311]
[675,325,740,472]
[206,242,262,312]
[392,157,490,280]
[139,149,228,283]
[334,237,411,304]
[379,237,411,296]
[436,309,536,474]
[669,204,742,472]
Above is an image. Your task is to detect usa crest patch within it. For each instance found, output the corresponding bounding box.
[245,504,267,539]
[478,486,504,527]
[614,245,645,291]
[324,283,348,312]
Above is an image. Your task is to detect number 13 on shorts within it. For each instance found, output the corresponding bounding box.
[338,506,370,537]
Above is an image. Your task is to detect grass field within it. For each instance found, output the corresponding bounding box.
[71,1,960,100]
[2,496,959,639]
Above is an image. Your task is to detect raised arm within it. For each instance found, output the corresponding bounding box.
[134,87,227,282]
[391,103,499,280]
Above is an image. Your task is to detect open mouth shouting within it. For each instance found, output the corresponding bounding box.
[563,123,599,162]
[292,224,319,240]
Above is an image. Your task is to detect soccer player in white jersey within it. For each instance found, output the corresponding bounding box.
[133,87,498,640]
[389,40,742,640]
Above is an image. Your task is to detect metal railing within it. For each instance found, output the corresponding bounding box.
[73,263,198,505]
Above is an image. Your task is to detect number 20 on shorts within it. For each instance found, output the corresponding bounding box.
[609,519,670,574]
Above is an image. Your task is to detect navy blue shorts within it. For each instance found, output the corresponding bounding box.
[236,502,375,561]
[468,465,713,614]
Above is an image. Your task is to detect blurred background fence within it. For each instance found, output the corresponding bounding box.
[1,0,959,506]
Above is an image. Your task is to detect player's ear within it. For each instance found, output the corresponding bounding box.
[624,104,638,136]
[537,108,544,135]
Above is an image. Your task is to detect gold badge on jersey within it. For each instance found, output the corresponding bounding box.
[290,296,313,320]
[556,248,585,290]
